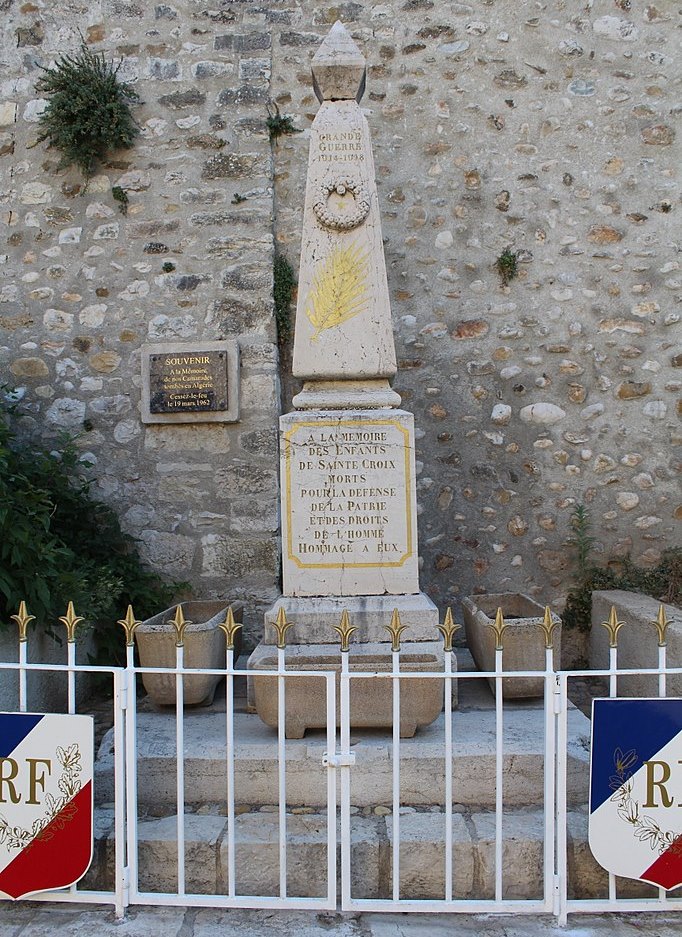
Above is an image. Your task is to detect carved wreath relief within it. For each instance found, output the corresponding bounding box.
[312,176,370,232]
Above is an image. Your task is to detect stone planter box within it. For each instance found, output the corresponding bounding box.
[590,590,682,696]
[248,641,447,739]
[462,593,561,699]
[135,601,243,707]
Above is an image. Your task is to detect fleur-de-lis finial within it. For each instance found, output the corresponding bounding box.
[117,605,141,647]
[59,601,85,643]
[488,607,508,651]
[11,601,35,643]
[334,609,357,652]
[272,606,294,649]
[650,604,669,647]
[602,605,626,649]
[537,605,559,650]
[384,608,408,653]
[168,605,191,647]
[218,606,243,650]
[437,607,461,652]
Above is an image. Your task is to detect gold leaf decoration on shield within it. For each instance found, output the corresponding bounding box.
[305,241,369,341]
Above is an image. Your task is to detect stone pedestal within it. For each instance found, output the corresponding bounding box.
[264,592,439,645]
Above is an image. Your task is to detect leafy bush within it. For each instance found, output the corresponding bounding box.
[36,43,140,180]
[563,504,681,632]
[0,398,181,663]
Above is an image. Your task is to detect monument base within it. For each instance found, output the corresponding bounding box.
[247,640,452,739]
[262,591,439,645]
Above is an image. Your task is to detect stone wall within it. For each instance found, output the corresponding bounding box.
[1,0,281,645]
[1,0,680,648]
[269,0,681,611]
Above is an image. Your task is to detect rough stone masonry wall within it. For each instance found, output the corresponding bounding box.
[0,0,680,648]
[0,0,282,644]
[269,0,681,613]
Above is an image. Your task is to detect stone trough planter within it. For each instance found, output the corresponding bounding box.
[249,641,448,738]
[590,590,681,696]
[135,601,243,707]
[462,593,561,699]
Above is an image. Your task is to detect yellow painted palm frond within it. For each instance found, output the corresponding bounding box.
[305,241,369,340]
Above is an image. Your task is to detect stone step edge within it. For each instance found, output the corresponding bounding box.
[84,807,658,902]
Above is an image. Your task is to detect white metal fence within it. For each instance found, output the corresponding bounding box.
[1,604,682,925]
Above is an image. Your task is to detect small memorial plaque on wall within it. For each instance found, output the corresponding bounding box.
[141,341,239,424]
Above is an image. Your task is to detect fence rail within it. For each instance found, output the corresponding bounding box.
[1,600,681,924]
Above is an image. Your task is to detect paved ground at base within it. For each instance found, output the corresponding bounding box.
[0,905,681,936]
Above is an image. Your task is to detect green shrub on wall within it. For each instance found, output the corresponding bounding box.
[35,42,140,180]
[0,397,180,663]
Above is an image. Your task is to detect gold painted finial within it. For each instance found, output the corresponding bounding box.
[11,601,35,643]
[538,605,559,650]
[650,604,669,647]
[117,605,141,647]
[602,605,626,649]
[168,605,191,647]
[384,608,408,653]
[272,606,294,649]
[437,607,461,652]
[488,607,508,651]
[59,601,85,644]
[218,606,243,650]
[334,609,357,652]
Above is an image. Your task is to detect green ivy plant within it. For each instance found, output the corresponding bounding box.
[0,394,182,664]
[273,253,296,345]
[35,42,140,181]
[562,503,681,633]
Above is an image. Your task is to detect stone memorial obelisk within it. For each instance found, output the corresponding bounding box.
[248,23,446,736]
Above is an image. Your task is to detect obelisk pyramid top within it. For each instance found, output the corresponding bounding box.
[311,21,366,103]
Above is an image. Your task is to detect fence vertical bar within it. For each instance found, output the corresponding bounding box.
[59,602,83,716]
[391,647,400,902]
[18,640,27,713]
[655,605,668,901]
[325,670,337,908]
[540,607,558,912]
[277,643,287,898]
[169,604,188,898]
[113,668,128,919]
[385,609,405,904]
[603,604,624,905]
[339,636,352,909]
[219,607,241,901]
[226,643,236,898]
[11,603,33,712]
[491,607,506,903]
[273,606,292,901]
[125,650,139,903]
[118,605,140,909]
[444,648,453,903]
[556,672,569,926]
[437,607,459,905]
[175,640,186,896]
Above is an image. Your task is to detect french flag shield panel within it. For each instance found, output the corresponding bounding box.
[589,698,682,890]
[0,713,94,900]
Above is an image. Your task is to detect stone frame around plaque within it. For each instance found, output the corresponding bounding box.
[140,341,240,424]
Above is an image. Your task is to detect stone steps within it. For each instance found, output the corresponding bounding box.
[95,704,591,809]
[84,806,658,902]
